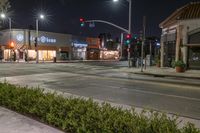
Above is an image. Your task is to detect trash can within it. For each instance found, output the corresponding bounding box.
[53,57,56,63]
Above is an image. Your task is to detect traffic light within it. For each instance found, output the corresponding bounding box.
[125,34,131,45]
[134,34,137,40]
[80,18,85,27]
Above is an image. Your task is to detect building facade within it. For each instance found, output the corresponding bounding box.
[160,2,200,69]
[86,37,101,60]
[0,29,72,62]
[71,36,88,60]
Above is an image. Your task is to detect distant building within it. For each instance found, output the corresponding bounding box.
[0,29,100,62]
[0,29,72,61]
[159,2,200,69]
[98,33,119,60]
[86,37,101,60]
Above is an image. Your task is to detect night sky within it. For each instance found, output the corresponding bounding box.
[6,0,197,38]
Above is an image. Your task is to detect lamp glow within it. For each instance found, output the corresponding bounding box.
[0,13,6,19]
[113,0,119,2]
[40,14,45,19]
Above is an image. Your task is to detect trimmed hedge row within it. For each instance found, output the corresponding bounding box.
[0,83,199,133]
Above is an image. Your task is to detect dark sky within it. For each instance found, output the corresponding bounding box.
[7,0,196,38]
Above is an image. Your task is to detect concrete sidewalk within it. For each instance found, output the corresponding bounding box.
[119,66,200,79]
[0,107,64,133]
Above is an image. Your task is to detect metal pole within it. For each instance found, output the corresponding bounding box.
[128,0,132,67]
[150,40,152,66]
[120,33,124,60]
[36,19,39,63]
[9,18,11,62]
[141,16,146,72]
[85,20,129,33]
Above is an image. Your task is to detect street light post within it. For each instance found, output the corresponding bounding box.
[36,19,39,63]
[8,18,12,62]
[113,0,132,67]
[128,0,132,67]
[1,13,12,61]
[35,14,45,64]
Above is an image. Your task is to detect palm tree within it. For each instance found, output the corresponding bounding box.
[0,0,10,12]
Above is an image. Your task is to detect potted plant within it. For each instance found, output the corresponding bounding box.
[155,56,160,67]
[175,60,186,73]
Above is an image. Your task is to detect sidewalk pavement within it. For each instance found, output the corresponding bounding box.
[119,66,200,79]
[0,107,64,133]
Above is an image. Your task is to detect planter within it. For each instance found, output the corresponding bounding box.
[176,66,185,73]
[156,63,160,67]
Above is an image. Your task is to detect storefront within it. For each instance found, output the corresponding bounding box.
[86,37,100,60]
[0,29,72,62]
[100,51,119,60]
[71,38,88,60]
[187,31,200,69]
[159,2,200,69]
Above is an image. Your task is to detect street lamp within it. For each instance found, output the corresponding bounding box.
[113,0,132,67]
[1,13,12,61]
[35,13,45,63]
[113,0,119,2]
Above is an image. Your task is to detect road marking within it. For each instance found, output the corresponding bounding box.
[89,82,200,102]
[124,87,200,102]
[1,72,200,102]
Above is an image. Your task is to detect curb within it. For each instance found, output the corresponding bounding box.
[133,72,200,80]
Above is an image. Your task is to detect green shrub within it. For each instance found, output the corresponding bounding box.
[0,83,199,133]
[175,60,186,68]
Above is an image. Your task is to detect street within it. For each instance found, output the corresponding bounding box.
[0,62,200,120]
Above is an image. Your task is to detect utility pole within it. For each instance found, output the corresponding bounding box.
[120,33,124,60]
[150,40,152,66]
[36,19,39,63]
[128,0,132,68]
[141,16,146,72]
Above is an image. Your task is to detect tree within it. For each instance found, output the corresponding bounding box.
[0,0,10,28]
[0,0,10,12]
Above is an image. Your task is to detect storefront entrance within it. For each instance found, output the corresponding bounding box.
[28,50,56,61]
[188,31,200,69]
[188,47,200,69]
[163,42,176,67]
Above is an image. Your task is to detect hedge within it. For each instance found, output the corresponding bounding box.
[0,83,199,133]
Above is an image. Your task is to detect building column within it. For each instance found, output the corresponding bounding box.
[160,41,164,67]
[175,25,183,61]
[182,27,189,64]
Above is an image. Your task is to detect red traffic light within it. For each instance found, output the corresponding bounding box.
[126,34,131,39]
[80,18,84,22]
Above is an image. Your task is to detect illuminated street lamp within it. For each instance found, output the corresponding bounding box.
[113,0,119,2]
[1,13,12,61]
[35,13,45,63]
[113,0,132,67]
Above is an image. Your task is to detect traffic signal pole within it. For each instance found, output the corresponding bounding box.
[85,20,129,33]
[83,0,132,67]
[120,33,124,60]
[128,0,132,67]
[141,16,146,72]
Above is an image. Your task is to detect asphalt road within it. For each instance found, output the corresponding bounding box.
[0,62,200,120]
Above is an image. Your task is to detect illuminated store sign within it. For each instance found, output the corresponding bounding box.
[72,40,88,48]
[16,34,24,42]
[16,34,57,44]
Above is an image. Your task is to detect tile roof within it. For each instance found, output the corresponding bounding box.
[160,2,200,28]
[179,2,200,20]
